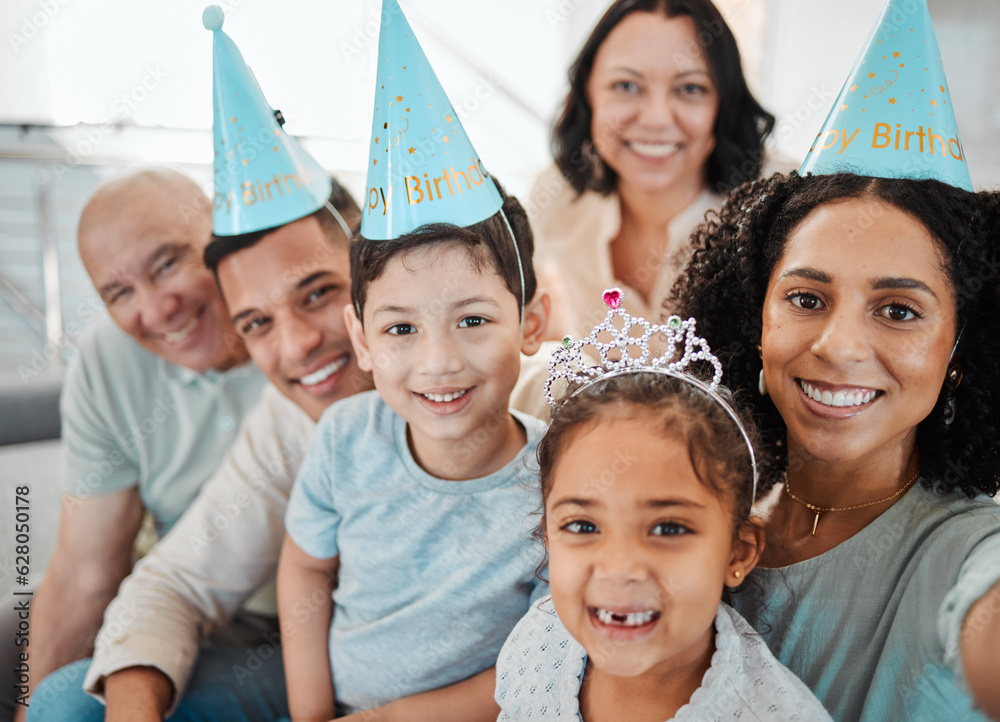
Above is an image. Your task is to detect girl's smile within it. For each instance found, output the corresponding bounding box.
[545,414,744,680]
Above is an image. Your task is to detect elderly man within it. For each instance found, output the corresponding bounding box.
[19,167,266,718]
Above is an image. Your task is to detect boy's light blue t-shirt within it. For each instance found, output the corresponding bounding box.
[286,390,548,714]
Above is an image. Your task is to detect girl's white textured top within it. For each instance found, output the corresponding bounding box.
[495,596,832,721]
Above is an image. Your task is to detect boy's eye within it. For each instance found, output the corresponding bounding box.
[387,323,417,336]
[651,522,689,536]
[458,315,486,329]
[563,520,598,535]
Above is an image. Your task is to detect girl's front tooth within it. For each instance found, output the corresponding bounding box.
[832,391,846,407]
[821,390,833,405]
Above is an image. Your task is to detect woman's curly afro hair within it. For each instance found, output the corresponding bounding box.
[671,171,1000,499]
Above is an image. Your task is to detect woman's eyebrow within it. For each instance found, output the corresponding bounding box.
[871,276,939,300]
[778,266,831,284]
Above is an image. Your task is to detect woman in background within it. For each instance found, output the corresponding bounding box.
[531,0,776,339]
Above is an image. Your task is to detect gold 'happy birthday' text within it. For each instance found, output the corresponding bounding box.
[366,157,490,217]
[809,124,964,161]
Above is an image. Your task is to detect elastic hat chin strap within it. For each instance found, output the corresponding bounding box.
[498,206,526,326]
[323,201,353,240]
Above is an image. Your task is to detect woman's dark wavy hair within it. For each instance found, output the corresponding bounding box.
[671,171,1000,498]
[552,0,775,197]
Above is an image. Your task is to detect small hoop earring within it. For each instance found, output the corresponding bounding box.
[758,370,767,397]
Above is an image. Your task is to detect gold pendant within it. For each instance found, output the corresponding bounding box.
[812,512,820,536]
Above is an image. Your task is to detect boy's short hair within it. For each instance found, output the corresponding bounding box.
[204,177,360,275]
[350,181,536,321]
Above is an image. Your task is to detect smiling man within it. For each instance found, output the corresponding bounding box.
[21,167,267,719]
[215,210,363,424]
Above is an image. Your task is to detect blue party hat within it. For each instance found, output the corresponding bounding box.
[204,5,332,236]
[361,0,503,240]
[799,0,972,191]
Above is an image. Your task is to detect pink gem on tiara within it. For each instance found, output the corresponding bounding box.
[602,288,622,309]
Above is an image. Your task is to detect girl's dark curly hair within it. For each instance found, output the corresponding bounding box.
[671,171,1000,498]
[552,0,775,197]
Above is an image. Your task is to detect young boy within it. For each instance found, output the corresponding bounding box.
[277,187,551,720]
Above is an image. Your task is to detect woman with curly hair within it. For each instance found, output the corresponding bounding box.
[672,170,1000,720]
[529,0,778,343]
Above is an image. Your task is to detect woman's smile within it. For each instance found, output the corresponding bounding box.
[762,197,956,465]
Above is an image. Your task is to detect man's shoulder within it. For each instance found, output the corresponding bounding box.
[241,384,315,451]
[62,319,161,412]
[72,318,156,374]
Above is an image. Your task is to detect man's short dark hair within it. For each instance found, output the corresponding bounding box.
[204,177,360,275]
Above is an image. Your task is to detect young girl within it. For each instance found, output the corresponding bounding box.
[495,291,831,721]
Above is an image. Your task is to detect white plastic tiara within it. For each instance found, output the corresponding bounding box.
[545,287,723,404]
[545,288,758,502]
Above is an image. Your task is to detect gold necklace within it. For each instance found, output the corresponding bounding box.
[784,468,920,536]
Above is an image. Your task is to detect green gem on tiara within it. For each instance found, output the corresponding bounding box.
[667,315,682,330]
[562,335,573,348]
